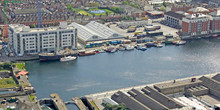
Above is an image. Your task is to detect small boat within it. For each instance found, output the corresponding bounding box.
[98,49,105,53]
[78,50,96,56]
[146,42,155,48]
[60,56,76,62]
[212,34,218,38]
[125,45,134,50]
[140,46,147,51]
[106,47,115,53]
[156,43,163,48]
[175,41,186,45]
[110,48,117,53]
[119,47,126,51]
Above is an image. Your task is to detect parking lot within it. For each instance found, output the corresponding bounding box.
[108,22,179,38]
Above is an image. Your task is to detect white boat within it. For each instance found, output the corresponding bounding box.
[125,45,134,50]
[60,56,76,62]
[176,41,186,45]
[156,43,163,48]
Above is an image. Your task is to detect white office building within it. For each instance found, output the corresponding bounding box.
[8,22,77,55]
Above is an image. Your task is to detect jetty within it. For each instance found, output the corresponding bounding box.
[50,93,68,110]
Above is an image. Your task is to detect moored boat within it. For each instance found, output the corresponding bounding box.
[125,45,134,50]
[78,50,96,56]
[60,56,77,62]
[212,34,218,38]
[155,43,163,48]
[175,41,186,45]
[39,52,78,61]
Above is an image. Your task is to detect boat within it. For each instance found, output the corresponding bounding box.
[39,52,78,61]
[125,45,134,50]
[212,34,218,38]
[106,47,117,53]
[97,49,105,53]
[140,46,147,51]
[78,50,96,56]
[118,47,126,51]
[118,45,126,51]
[110,48,117,53]
[175,41,186,46]
[60,56,76,62]
[155,43,163,48]
[145,42,156,48]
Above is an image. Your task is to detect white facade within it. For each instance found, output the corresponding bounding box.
[8,23,77,55]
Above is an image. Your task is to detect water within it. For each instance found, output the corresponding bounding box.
[26,38,220,102]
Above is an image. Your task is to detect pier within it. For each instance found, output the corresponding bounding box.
[50,93,68,110]
[72,97,87,110]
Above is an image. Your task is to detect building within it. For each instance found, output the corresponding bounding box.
[85,21,125,40]
[146,11,164,19]
[164,11,185,28]
[70,22,103,43]
[182,14,210,36]
[8,22,77,55]
[209,0,220,6]
[70,21,125,44]
[118,20,149,28]
[120,5,146,18]
[187,7,211,15]
[209,9,220,33]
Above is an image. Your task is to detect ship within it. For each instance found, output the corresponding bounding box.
[39,53,78,61]
[39,49,78,61]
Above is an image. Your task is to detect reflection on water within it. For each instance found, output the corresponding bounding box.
[27,38,220,101]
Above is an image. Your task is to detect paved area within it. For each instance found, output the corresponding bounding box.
[108,22,179,38]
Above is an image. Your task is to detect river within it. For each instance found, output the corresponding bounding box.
[26,38,220,102]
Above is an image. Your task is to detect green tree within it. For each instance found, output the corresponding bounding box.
[30,24,36,28]
[51,22,55,26]
[129,17,133,20]
[115,7,122,13]
[122,1,129,5]
[162,2,167,7]
[160,6,166,11]
[122,16,127,20]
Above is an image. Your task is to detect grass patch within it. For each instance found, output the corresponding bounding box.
[28,95,35,102]
[0,78,18,88]
[78,10,92,16]
[0,69,10,72]
[89,8,114,16]
[13,63,25,70]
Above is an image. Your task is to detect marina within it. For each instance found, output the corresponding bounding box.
[26,38,220,103]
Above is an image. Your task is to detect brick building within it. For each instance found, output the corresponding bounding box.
[209,9,220,33]
[182,14,210,36]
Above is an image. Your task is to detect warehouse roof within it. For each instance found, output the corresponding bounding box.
[165,11,185,20]
[85,21,125,40]
[70,22,103,42]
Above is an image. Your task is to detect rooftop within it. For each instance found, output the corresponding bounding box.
[165,11,185,20]
[9,23,74,33]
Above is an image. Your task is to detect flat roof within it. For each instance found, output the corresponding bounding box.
[9,24,74,33]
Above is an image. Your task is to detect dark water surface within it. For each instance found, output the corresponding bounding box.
[26,38,220,101]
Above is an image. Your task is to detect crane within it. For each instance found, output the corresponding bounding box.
[37,0,42,28]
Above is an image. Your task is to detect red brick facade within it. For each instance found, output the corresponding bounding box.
[182,21,189,33]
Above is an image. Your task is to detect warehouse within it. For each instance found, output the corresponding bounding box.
[85,21,125,40]
[70,21,125,44]
[70,22,103,44]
